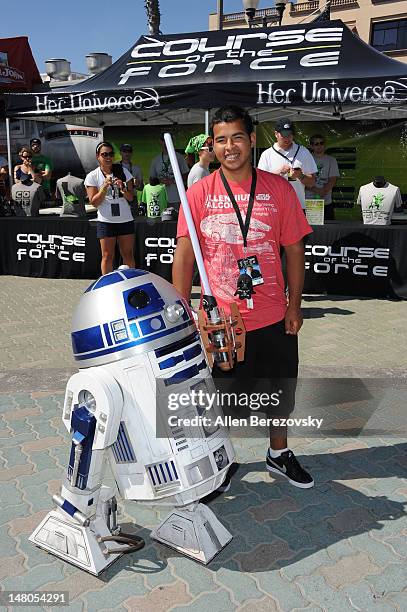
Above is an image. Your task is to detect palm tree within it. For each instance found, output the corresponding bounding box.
[145,0,161,35]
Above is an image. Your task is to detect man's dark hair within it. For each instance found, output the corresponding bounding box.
[210,106,253,137]
[310,134,325,145]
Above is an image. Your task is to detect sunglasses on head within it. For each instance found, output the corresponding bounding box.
[100,151,114,158]
[312,141,325,146]
[201,146,214,152]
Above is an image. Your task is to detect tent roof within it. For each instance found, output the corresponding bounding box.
[0,36,42,91]
[5,21,407,120]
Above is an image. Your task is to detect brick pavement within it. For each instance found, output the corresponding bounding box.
[0,276,406,611]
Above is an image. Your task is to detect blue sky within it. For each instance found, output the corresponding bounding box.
[3,0,271,75]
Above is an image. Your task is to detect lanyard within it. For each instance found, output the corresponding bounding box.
[219,167,257,249]
[273,143,300,164]
[121,161,132,175]
[161,153,171,175]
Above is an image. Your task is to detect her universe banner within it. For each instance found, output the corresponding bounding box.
[5,21,407,117]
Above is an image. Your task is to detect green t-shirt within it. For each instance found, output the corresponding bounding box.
[141,183,168,218]
[32,154,52,192]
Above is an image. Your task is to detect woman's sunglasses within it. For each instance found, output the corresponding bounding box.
[312,141,325,146]
[100,151,114,158]
[22,155,32,159]
[201,146,214,152]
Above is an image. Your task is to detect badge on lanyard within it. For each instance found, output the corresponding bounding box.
[220,168,259,310]
[237,255,264,286]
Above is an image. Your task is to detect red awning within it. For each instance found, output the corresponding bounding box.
[0,36,42,91]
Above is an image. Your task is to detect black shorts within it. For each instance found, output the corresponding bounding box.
[213,319,298,419]
[97,220,135,239]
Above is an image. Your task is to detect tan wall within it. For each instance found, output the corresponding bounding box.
[209,1,407,63]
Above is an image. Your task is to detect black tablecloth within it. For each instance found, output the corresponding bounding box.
[0,216,178,281]
[134,217,177,280]
[305,222,407,299]
[0,216,100,279]
[1,217,406,299]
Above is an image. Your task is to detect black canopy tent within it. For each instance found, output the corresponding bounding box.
[5,20,407,126]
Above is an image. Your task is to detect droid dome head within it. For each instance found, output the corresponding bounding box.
[71,268,195,368]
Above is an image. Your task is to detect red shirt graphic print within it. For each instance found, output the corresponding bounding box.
[177,168,312,331]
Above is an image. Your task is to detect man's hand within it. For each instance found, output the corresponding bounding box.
[310,186,326,197]
[285,305,303,335]
[277,164,291,176]
[289,167,303,181]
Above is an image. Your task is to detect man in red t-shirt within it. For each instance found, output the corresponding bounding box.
[173,106,314,490]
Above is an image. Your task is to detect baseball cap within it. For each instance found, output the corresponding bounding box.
[120,143,132,152]
[185,134,210,155]
[30,138,41,146]
[275,118,295,136]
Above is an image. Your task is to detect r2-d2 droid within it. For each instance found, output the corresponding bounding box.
[30,268,235,574]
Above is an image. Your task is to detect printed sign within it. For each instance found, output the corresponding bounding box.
[305,199,325,225]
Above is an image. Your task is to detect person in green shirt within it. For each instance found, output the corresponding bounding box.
[30,138,53,195]
[141,177,168,218]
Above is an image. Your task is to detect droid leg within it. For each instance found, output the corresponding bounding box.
[29,451,126,574]
[151,502,232,564]
[29,371,144,575]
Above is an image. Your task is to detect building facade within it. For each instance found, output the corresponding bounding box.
[209,1,407,64]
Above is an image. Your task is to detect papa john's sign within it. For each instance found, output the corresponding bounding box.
[0,52,25,87]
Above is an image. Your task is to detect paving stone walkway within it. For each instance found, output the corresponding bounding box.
[0,276,406,611]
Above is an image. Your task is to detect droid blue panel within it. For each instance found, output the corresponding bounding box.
[92,272,124,290]
[72,326,104,354]
[139,315,166,336]
[155,331,199,358]
[112,422,136,463]
[119,269,148,280]
[176,300,191,322]
[123,283,165,319]
[74,319,193,361]
[164,359,207,386]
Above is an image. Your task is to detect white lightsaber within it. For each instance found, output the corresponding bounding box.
[163,133,212,297]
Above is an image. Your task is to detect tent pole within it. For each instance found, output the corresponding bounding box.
[205,110,209,135]
[5,118,12,188]
[253,116,258,167]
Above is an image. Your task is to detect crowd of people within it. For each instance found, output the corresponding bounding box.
[0,122,342,220]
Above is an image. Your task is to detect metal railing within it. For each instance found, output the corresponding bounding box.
[290,1,319,13]
[223,7,278,22]
[330,0,359,7]
[291,0,357,13]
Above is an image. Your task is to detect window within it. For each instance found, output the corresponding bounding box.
[371,20,407,52]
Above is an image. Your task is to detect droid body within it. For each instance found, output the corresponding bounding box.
[30,269,235,573]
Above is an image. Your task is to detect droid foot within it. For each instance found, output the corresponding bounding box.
[151,502,232,564]
[29,510,125,575]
